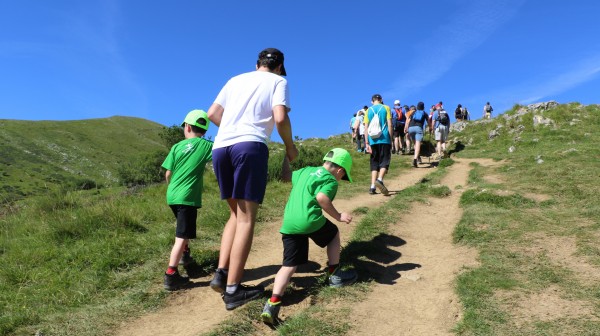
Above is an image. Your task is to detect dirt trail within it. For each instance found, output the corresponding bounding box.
[345,159,484,336]
[116,158,491,336]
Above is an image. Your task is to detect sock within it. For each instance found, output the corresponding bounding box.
[377,178,383,183]
[370,184,375,188]
[270,294,282,303]
[328,264,339,274]
[226,284,238,294]
[166,266,178,275]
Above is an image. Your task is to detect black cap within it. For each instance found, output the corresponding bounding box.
[372,94,383,101]
[258,48,287,76]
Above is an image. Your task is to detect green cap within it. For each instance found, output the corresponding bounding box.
[323,148,353,182]
[181,109,209,131]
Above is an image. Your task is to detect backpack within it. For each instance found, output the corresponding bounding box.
[367,107,383,139]
[395,108,405,122]
[438,111,449,126]
[486,105,492,112]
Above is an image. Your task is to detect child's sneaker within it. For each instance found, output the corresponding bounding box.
[369,187,376,195]
[260,299,281,325]
[329,268,358,288]
[222,284,264,310]
[164,271,190,291]
[375,179,389,196]
[209,268,228,293]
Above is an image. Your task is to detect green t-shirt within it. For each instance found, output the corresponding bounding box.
[280,166,338,235]
[161,137,213,207]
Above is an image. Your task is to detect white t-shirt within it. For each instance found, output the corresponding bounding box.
[212,71,290,149]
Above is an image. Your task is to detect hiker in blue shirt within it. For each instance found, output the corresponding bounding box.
[405,101,431,168]
[364,94,393,195]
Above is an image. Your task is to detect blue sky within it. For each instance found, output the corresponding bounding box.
[1,1,599,142]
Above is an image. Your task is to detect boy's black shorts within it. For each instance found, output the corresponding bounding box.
[281,220,339,267]
[170,204,198,239]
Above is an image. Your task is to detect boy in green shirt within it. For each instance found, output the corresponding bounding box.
[261,148,358,324]
[161,109,213,291]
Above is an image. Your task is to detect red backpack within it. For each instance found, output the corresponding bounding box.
[395,108,405,122]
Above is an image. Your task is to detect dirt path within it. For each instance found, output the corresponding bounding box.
[345,159,482,336]
[116,158,489,336]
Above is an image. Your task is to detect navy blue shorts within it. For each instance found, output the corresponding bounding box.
[212,142,269,204]
[170,205,198,239]
[281,220,339,267]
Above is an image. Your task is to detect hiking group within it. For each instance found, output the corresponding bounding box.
[349,96,458,194]
[159,46,495,326]
[159,48,357,325]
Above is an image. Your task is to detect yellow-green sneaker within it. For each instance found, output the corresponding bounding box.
[261,299,281,325]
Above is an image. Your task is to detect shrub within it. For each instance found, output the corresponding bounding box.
[158,125,184,149]
[117,150,167,186]
[267,146,324,182]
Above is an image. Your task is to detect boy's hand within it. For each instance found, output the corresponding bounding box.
[339,212,352,224]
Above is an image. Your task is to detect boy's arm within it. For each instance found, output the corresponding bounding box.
[165,170,172,184]
[316,192,352,223]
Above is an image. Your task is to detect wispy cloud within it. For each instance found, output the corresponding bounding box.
[383,0,525,99]
[517,55,600,104]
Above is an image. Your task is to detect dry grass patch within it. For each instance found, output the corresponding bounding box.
[513,232,600,285]
[495,285,597,327]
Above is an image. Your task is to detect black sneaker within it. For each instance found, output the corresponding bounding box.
[210,268,228,293]
[179,253,195,267]
[375,179,389,196]
[164,271,190,291]
[417,156,422,164]
[413,159,418,167]
[222,284,265,310]
[369,187,376,195]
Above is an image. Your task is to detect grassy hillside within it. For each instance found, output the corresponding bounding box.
[0,116,166,202]
[0,130,384,335]
[448,102,600,335]
[2,103,599,335]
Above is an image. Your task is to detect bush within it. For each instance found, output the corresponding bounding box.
[158,125,184,149]
[117,150,168,186]
[267,146,324,182]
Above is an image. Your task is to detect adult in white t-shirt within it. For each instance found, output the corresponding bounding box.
[207,48,298,310]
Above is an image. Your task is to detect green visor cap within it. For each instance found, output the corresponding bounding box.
[323,148,353,182]
[181,109,210,131]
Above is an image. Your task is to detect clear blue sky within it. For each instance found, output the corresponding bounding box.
[1,1,599,142]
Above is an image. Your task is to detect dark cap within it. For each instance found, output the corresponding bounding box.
[258,48,287,76]
[372,94,383,101]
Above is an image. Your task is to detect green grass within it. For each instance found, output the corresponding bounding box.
[0,117,167,203]
[0,130,406,336]
[450,103,600,335]
[3,102,600,335]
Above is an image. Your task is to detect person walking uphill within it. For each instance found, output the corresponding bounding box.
[207,48,299,310]
[405,101,431,168]
[161,109,213,291]
[364,94,392,196]
[434,106,451,159]
[483,102,493,119]
[260,148,358,325]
